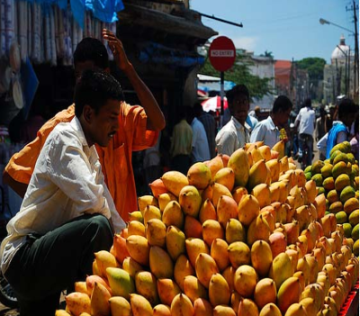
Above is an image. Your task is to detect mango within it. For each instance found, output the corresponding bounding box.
[247,214,271,246]
[179,185,202,217]
[170,293,194,316]
[208,273,231,307]
[237,298,259,316]
[283,303,307,316]
[232,186,248,204]
[122,257,143,279]
[332,161,347,179]
[268,232,287,258]
[352,224,359,240]
[214,305,236,316]
[127,221,146,238]
[193,298,213,316]
[321,164,333,178]
[349,209,359,226]
[210,238,230,272]
[126,235,150,266]
[202,220,224,247]
[205,155,224,180]
[65,292,91,316]
[106,268,135,299]
[138,195,158,214]
[305,180,317,203]
[161,171,189,196]
[149,178,169,198]
[284,221,300,245]
[251,183,271,208]
[344,197,359,214]
[327,189,339,203]
[254,278,277,310]
[311,173,323,187]
[212,182,232,207]
[323,177,335,191]
[335,174,351,191]
[149,246,173,279]
[130,293,153,316]
[157,278,181,306]
[340,185,355,203]
[198,199,217,224]
[228,148,250,187]
[272,140,285,159]
[248,159,271,191]
[333,152,349,165]
[234,265,258,298]
[259,145,271,161]
[269,252,293,290]
[153,304,171,316]
[226,218,246,244]
[166,225,185,261]
[128,211,143,223]
[238,194,260,226]
[184,215,203,238]
[217,195,238,229]
[228,241,251,268]
[143,205,161,225]
[214,167,235,191]
[266,159,280,183]
[195,253,219,288]
[222,266,236,292]
[135,271,159,305]
[185,238,209,268]
[259,303,282,316]
[158,192,177,212]
[277,276,301,314]
[162,201,184,229]
[109,297,132,316]
[183,275,208,303]
[187,162,212,190]
[146,219,166,248]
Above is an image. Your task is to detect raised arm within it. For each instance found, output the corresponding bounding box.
[103,29,165,131]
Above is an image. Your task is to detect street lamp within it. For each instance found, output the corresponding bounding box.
[319,17,358,100]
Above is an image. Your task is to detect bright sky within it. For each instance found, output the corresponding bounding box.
[190,0,357,64]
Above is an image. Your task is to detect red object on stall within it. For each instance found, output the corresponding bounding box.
[209,36,236,72]
[338,280,359,316]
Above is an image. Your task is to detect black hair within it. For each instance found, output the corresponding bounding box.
[74,69,124,118]
[193,102,203,117]
[73,38,109,69]
[338,98,357,119]
[226,84,249,104]
[272,95,293,114]
[304,98,312,108]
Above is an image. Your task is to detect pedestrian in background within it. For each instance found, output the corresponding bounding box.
[216,84,251,156]
[188,106,211,163]
[315,107,327,160]
[250,95,293,148]
[193,102,216,158]
[295,98,316,167]
[249,105,261,120]
[170,107,192,175]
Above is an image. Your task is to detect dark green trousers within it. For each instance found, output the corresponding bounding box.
[4,213,113,316]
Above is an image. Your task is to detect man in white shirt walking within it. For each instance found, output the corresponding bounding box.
[295,98,316,167]
[216,85,252,156]
[0,70,126,316]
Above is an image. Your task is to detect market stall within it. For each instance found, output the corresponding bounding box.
[56,140,359,316]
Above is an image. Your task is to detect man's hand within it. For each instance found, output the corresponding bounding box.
[102,28,131,72]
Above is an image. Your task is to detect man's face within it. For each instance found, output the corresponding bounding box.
[86,99,120,147]
[230,95,249,125]
[275,107,292,127]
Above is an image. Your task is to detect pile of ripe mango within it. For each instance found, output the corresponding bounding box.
[304,141,359,256]
[57,140,359,316]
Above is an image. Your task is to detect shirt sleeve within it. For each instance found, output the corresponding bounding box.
[46,132,111,219]
[5,106,75,184]
[122,103,160,151]
[317,133,328,156]
[337,131,348,144]
[250,123,265,144]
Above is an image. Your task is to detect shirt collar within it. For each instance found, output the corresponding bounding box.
[70,116,89,148]
[267,116,277,131]
[231,116,251,132]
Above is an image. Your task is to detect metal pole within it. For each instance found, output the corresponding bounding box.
[220,71,225,115]
[199,13,243,28]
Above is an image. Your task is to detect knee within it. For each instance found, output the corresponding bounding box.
[86,214,113,239]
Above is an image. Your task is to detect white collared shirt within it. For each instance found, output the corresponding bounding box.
[216,116,251,156]
[250,116,279,148]
[295,107,315,135]
[0,117,125,273]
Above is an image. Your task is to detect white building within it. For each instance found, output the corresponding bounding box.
[323,35,355,104]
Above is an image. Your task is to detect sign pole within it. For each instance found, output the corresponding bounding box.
[220,71,224,116]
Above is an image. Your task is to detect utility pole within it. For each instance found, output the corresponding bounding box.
[347,0,359,99]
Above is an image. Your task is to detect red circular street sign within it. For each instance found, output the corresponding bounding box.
[209,36,236,72]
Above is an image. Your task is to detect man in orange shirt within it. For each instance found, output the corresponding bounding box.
[3,29,165,222]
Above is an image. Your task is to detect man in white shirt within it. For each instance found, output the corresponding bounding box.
[216,84,252,156]
[188,107,211,163]
[0,70,126,316]
[295,98,316,167]
[250,95,293,148]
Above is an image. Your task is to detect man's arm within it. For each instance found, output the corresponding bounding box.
[103,29,165,131]
[2,170,27,198]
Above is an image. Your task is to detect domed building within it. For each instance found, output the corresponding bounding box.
[323,35,355,104]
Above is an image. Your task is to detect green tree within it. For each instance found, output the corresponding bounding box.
[296,57,326,101]
[200,52,274,100]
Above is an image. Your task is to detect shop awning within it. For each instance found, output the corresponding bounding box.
[197,74,236,92]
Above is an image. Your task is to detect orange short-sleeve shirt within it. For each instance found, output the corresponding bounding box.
[5,103,159,222]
